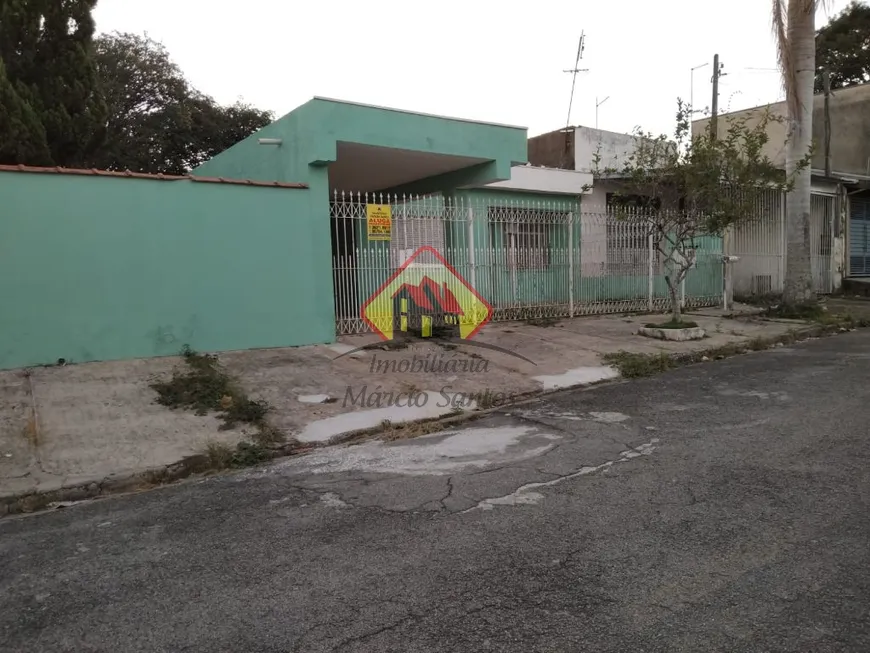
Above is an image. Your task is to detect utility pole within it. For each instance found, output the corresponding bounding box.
[711,54,722,140]
[823,68,832,177]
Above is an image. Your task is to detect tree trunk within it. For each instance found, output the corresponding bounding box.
[666,276,682,322]
[782,0,816,306]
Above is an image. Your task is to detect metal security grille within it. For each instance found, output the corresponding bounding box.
[330,191,724,336]
[810,194,835,292]
[727,190,834,296]
[850,197,870,277]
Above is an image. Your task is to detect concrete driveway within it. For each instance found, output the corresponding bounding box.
[1,331,869,652]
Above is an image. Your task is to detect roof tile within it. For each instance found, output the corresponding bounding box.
[0,164,307,189]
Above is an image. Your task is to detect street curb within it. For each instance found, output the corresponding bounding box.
[1,319,862,518]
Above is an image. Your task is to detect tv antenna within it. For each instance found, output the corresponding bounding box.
[564,32,589,128]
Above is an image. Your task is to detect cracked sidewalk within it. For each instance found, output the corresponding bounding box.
[0,307,796,505]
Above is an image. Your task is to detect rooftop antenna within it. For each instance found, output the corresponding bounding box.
[564,31,589,129]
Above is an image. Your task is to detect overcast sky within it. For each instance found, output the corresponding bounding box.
[93,0,850,139]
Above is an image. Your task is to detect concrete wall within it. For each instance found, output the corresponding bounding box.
[527,129,573,170]
[194,98,531,326]
[0,171,325,370]
[692,84,870,176]
[484,165,592,195]
[444,189,581,310]
[527,126,647,175]
[574,127,643,174]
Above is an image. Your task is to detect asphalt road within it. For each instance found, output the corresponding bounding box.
[2,332,870,653]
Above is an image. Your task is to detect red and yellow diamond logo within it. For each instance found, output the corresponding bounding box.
[361,246,493,341]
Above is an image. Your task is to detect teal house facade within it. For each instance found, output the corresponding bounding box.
[1,97,721,370]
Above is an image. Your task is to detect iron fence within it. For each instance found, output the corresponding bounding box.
[331,191,724,336]
[727,189,834,297]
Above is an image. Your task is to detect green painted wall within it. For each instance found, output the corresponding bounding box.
[447,190,723,310]
[194,98,527,187]
[192,98,529,337]
[451,190,582,308]
[0,172,329,370]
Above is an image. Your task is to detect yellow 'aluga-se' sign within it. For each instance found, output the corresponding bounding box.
[366,204,392,241]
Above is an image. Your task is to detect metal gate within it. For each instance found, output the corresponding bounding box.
[849,196,870,277]
[330,191,723,336]
[810,193,835,293]
[728,190,834,296]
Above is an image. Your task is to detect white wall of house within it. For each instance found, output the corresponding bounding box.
[483,165,592,195]
[579,180,624,277]
[574,127,641,174]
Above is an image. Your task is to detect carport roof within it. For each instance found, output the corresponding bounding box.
[311,97,527,131]
[194,96,529,191]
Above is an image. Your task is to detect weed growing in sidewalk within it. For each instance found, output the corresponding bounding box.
[604,318,863,379]
[762,303,870,328]
[151,345,284,446]
[602,352,675,378]
[763,302,827,321]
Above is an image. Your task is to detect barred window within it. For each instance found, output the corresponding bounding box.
[488,207,568,270]
[606,221,657,276]
[508,222,549,270]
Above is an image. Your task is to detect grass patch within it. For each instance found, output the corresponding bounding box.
[746,336,771,351]
[603,351,675,378]
[151,345,284,448]
[734,293,782,308]
[643,319,699,329]
[763,302,827,321]
[205,441,235,469]
[231,442,271,467]
[379,417,456,442]
[605,316,864,380]
[205,440,271,470]
[761,302,870,329]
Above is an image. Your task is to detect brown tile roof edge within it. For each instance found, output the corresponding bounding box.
[0,164,308,189]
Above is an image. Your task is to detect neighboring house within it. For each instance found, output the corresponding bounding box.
[528,126,654,207]
[692,83,870,177]
[528,126,718,287]
[530,104,870,296]
[693,84,870,291]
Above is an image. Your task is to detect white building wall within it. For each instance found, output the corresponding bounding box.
[574,127,644,174]
[484,165,592,194]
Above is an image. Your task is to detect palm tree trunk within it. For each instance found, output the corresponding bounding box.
[782,0,817,306]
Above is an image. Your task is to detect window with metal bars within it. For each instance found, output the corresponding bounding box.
[487,207,564,271]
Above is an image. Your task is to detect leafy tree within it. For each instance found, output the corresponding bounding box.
[0,58,51,165]
[597,102,805,323]
[815,1,870,92]
[0,0,107,166]
[90,32,273,175]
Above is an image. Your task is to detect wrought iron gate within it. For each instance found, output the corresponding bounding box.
[330,191,723,336]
